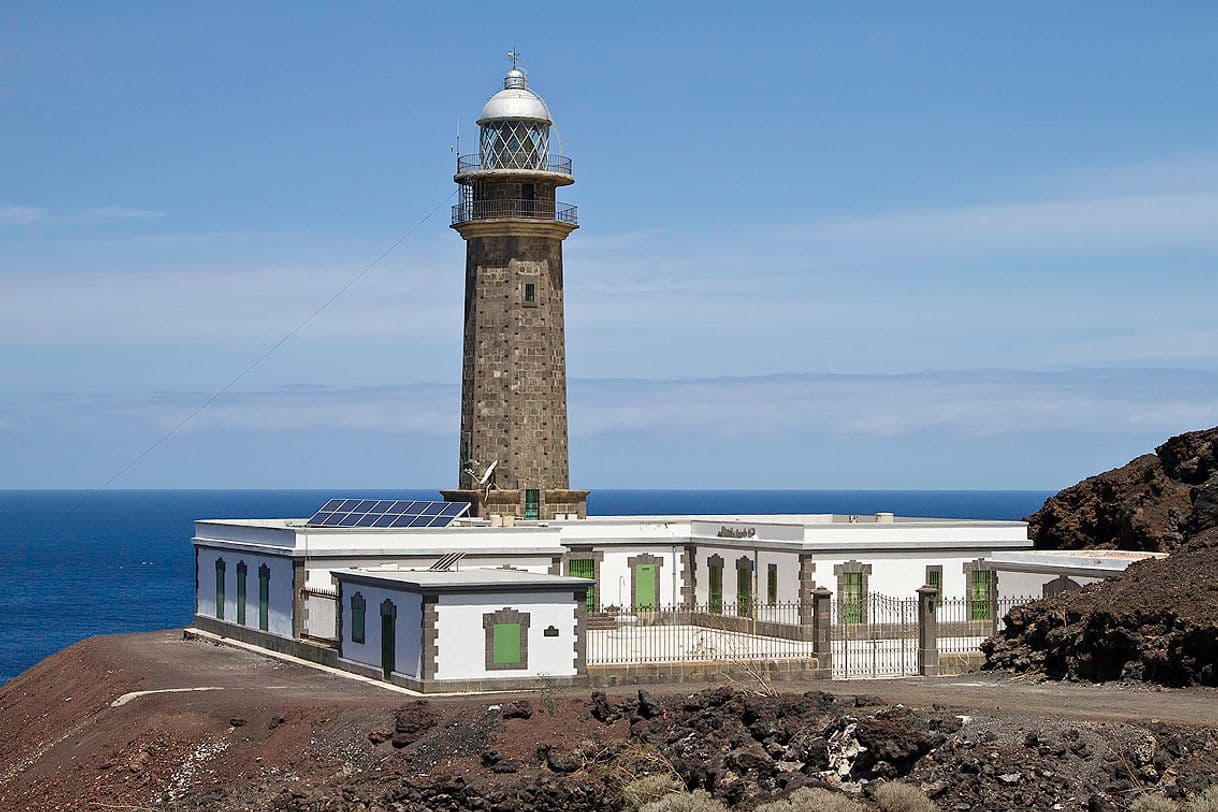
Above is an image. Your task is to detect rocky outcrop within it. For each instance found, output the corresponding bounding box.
[1026,426,1218,552]
[984,528,1218,686]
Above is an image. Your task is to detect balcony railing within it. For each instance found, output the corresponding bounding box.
[452,199,578,226]
[456,153,572,175]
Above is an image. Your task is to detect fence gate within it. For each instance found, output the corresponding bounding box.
[831,593,919,679]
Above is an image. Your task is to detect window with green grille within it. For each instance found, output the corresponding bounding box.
[492,623,522,665]
[258,564,270,631]
[351,593,366,644]
[214,560,225,620]
[970,570,993,621]
[709,564,723,614]
[767,563,778,605]
[926,566,942,592]
[236,563,247,626]
[736,567,752,616]
[524,489,540,520]
[568,559,596,612]
[842,572,864,624]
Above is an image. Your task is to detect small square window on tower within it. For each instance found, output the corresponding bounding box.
[523,282,537,306]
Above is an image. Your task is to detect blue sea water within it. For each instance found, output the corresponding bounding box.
[0,489,1051,683]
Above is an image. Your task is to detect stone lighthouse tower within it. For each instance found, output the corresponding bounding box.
[441,60,588,521]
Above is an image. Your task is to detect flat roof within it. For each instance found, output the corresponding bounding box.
[333,566,590,592]
[196,513,1027,531]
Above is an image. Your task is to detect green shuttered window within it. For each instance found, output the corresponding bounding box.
[970,570,993,621]
[214,560,225,620]
[842,572,864,625]
[709,564,723,615]
[767,563,778,606]
[736,567,752,616]
[569,559,596,612]
[236,563,247,626]
[492,623,522,665]
[351,594,366,644]
[258,565,270,631]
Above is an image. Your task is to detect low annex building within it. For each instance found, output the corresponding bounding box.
[188,499,1161,690]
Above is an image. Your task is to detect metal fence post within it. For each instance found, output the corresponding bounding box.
[989,572,1000,636]
[811,586,832,673]
[917,585,939,677]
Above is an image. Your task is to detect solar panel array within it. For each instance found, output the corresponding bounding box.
[305,499,471,528]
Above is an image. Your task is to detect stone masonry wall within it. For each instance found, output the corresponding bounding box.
[460,215,571,495]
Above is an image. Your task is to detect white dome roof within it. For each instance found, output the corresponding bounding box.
[477,67,553,125]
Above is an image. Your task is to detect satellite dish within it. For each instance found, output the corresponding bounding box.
[476,460,498,487]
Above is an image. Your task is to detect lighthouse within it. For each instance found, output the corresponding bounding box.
[441,58,589,521]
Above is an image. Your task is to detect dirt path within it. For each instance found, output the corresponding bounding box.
[2,630,1217,810]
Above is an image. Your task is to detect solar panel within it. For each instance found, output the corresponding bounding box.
[305,498,471,528]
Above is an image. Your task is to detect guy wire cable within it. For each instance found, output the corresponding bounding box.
[70,188,458,511]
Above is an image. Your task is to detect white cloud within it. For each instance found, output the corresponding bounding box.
[0,206,50,226]
[24,368,1218,442]
[0,204,164,228]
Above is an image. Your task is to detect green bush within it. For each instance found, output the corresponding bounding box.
[874,782,939,812]
[753,787,871,812]
[641,789,731,812]
[1130,796,1179,812]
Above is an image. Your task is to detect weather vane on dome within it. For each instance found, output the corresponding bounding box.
[507,49,521,68]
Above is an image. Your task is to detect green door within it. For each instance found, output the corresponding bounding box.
[635,563,658,611]
[215,565,225,620]
[709,565,723,614]
[568,559,596,612]
[524,488,540,520]
[381,613,396,679]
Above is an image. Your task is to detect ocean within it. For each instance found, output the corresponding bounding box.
[0,489,1052,683]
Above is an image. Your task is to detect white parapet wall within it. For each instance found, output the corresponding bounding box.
[433,590,580,681]
[194,544,295,639]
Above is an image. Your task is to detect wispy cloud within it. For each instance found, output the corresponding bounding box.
[0,204,165,227]
[22,368,1217,441]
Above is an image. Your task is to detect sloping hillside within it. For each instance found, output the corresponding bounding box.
[1026,426,1218,552]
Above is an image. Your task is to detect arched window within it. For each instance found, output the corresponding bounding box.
[236,562,248,626]
[350,592,366,644]
[258,564,271,631]
[214,558,226,620]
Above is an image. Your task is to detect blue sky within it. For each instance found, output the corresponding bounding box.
[3,3,1218,489]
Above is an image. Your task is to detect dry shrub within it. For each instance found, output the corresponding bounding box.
[753,787,871,812]
[874,782,939,812]
[1130,796,1179,812]
[641,789,730,812]
[622,775,686,811]
[1183,787,1218,812]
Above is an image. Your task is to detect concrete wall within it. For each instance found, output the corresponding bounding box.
[814,551,996,599]
[303,554,557,589]
[337,583,424,679]
[195,545,295,639]
[993,569,1106,599]
[596,545,684,609]
[433,590,577,681]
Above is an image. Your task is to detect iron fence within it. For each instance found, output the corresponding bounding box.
[586,601,816,666]
[451,198,578,225]
[936,593,1037,659]
[457,153,572,175]
[830,594,919,678]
